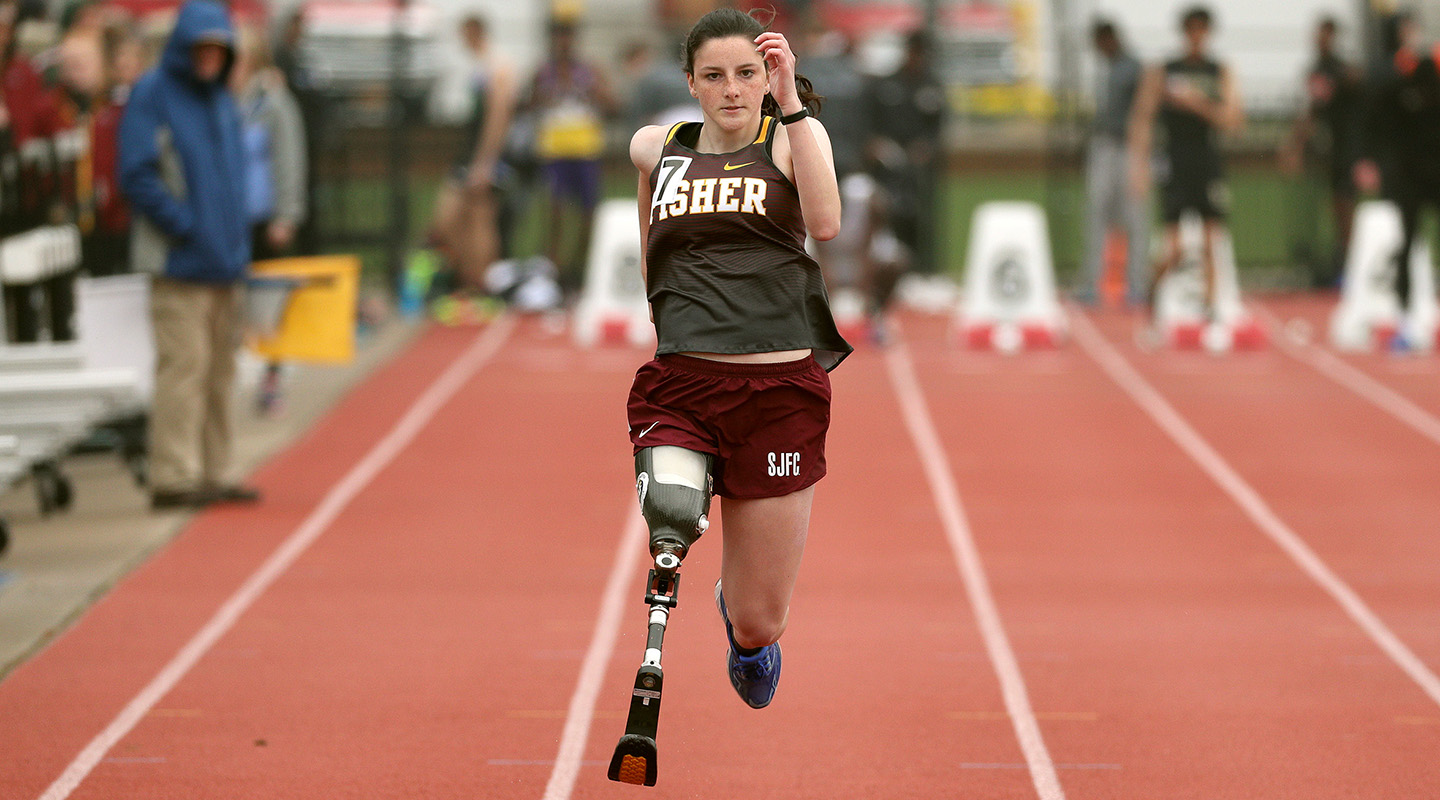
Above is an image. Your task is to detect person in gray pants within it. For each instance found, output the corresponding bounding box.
[1080,19,1149,306]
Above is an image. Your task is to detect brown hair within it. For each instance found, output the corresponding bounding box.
[681,7,823,117]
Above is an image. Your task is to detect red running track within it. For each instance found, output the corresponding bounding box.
[2,301,1438,799]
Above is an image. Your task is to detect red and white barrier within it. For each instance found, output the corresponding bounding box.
[573,199,655,349]
[955,201,1067,352]
[1153,213,1267,353]
[1329,201,1439,352]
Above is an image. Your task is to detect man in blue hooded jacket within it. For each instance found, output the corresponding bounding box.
[120,0,259,510]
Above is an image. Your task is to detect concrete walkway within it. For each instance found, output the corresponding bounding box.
[0,319,420,678]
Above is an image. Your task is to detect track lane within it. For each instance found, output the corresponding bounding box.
[96,319,651,800]
[1258,293,1440,422]
[0,323,492,799]
[3,320,1039,800]
[901,310,1440,798]
[7,304,1440,799]
[1081,307,1440,675]
[570,343,1040,800]
[2,318,653,799]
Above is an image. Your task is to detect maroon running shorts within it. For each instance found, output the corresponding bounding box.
[627,353,832,499]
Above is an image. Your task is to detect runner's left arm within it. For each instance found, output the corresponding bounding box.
[756,32,841,241]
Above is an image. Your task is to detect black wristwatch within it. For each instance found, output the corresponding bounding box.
[778,107,809,125]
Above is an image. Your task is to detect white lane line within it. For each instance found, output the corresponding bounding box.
[1252,303,1440,448]
[885,338,1066,800]
[1069,309,1440,708]
[541,507,645,800]
[38,316,517,800]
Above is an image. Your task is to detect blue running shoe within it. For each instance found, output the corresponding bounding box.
[714,579,782,709]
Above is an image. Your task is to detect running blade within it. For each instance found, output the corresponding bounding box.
[608,733,657,786]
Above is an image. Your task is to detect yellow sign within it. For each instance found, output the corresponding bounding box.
[248,255,360,364]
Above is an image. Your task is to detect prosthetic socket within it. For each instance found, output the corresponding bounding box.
[635,446,713,560]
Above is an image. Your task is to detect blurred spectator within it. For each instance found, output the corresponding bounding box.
[864,29,944,275]
[52,11,101,273]
[801,24,864,189]
[621,36,697,130]
[426,13,516,294]
[56,0,105,62]
[233,25,306,263]
[1,0,62,201]
[618,39,650,126]
[1129,5,1244,325]
[234,23,308,415]
[1,0,69,343]
[797,21,879,327]
[526,14,616,291]
[272,8,323,255]
[81,21,142,277]
[1354,10,1440,348]
[1280,16,1362,287]
[1079,19,1148,307]
[119,0,258,510]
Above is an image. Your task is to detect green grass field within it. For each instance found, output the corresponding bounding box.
[325,166,1347,293]
[936,169,1335,278]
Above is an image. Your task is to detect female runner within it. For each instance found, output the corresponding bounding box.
[627,7,851,709]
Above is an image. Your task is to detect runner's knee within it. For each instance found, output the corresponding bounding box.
[728,605,787,650]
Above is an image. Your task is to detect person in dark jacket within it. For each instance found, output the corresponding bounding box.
[864,30,945,275]
[1354,11,1440,350]
[1280,17,1362,287]
[119,0,258,509]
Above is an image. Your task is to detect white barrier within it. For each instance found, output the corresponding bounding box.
[572,199,654,348]
[1153,212,1266,351]
[0,225,82,285]
[1329,201,1439,352]
[955,201,1067,352]
[76,274,155,402]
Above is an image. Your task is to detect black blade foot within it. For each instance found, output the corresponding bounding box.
[608,733,658,786]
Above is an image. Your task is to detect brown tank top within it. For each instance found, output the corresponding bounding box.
[644,117,851,371]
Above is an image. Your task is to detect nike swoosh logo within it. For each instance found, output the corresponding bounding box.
[723,161,755,171]
[638,422,660,438]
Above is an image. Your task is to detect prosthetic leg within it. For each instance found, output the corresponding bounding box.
[607,446,712,787]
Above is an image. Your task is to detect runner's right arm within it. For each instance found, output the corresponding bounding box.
[630,125,666,285]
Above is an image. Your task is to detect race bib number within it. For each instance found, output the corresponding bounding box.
[651,156,693,220]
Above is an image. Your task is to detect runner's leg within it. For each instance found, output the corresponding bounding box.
[717,486,815,650]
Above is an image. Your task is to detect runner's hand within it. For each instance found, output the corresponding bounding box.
[755,32,801,114]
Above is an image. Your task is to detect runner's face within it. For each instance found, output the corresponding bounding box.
[688,35,768,132]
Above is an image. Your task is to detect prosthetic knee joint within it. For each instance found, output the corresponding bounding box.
[608,446,714,787]
[635,446,713,563]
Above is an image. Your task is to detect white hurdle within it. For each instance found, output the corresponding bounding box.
[955,201,1067,353]
[1153,211,1266,352]
[1329,200,1439,352]
[572,199,654,348]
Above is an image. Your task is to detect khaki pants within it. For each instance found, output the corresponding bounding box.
[148,277,241,492]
